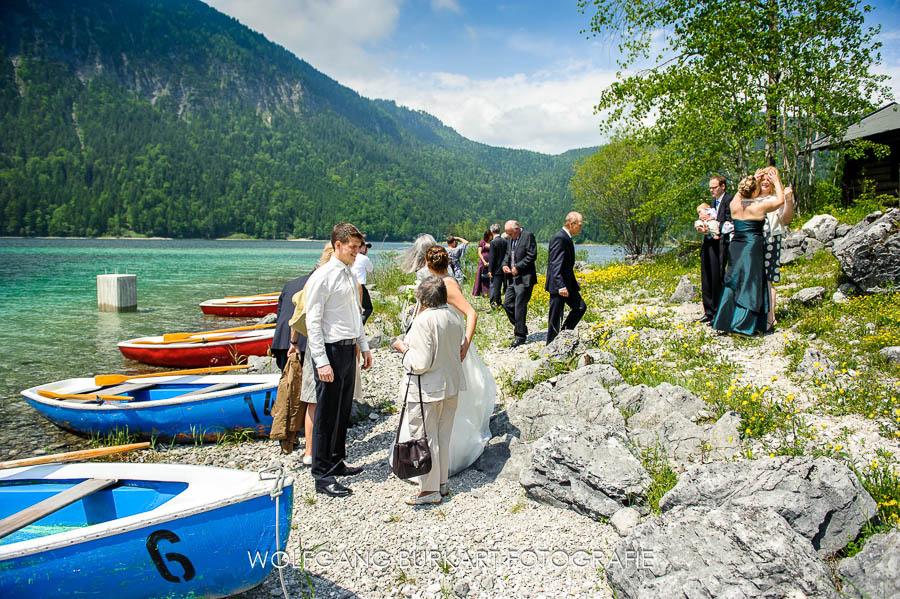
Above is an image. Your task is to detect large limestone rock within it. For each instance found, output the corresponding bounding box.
[658,456,877,556]
[833,208,900,292]
[668,275,697,304]
[804,237,826,259]
[543,328,584,362]
[620,383,740,464]
[507,365,626,441]
[837,529,900,599]
[606,506,840,599]
[782,230,808,249]
[780,245,804,266]
[520,424,651,519]
[802,214,839,243]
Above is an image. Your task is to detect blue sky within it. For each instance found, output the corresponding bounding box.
[205,0,900,154]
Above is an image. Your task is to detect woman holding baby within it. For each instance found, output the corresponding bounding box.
[712,167,785,336]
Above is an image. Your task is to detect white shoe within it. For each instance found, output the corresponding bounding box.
[405,492,441,505]
[302,454,312,466]
[439,483,450,497]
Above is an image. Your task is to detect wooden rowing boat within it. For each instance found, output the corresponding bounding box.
[21,374,279,441]
[118,329,274,367]
[199,293,279,317]
[0,462,293,597]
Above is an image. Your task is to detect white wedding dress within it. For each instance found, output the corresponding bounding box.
[395,290,497,475]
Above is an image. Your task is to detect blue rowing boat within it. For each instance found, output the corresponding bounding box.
[0,462,293,597]
[21,374,280,442]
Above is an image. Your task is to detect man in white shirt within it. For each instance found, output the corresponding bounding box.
[303,222,374,497]
[352,238,375,324]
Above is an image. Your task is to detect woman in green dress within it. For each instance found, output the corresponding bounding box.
[712,169,785,335]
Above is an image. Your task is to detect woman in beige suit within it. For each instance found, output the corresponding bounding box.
[392,276,465,505]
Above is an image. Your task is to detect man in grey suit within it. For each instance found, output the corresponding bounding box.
[502,220,537,348]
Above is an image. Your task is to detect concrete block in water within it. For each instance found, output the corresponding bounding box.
[97,274,137,312]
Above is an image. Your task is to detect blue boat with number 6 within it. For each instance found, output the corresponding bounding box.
[21,374,280,442]
[0,462,293,598]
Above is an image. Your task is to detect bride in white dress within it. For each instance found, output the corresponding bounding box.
[397,241,496,475]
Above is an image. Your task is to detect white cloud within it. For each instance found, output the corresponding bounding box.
[431,0,462,14]
[345,63,618,154]
[203,1,618,153]
[205,0,400,78]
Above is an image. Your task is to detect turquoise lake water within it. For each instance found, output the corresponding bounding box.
[0,238,621,456]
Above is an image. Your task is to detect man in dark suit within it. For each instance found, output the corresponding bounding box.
[545,212,587,344]
[487,223,508,310]
[502,220,537,348]
[271,273,311,370]
[696,175,734,323]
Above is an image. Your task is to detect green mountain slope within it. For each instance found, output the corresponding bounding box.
[0,0,597,240]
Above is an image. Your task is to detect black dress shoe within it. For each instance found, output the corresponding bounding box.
[315,481,353,497]
[695,315,712,323]
[509,338,525,348]
[333,464,364,477]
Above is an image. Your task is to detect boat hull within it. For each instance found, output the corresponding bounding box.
[21,375,278,441]
[0,464,293,599]
[118,332,273,367]
[200,296,278,317]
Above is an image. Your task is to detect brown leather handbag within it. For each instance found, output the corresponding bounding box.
[391,375,432,480]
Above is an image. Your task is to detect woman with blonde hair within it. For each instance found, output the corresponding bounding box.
[752,167,795,331]
[712,171,785,336]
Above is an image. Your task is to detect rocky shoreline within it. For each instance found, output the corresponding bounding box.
[8,208,900,598]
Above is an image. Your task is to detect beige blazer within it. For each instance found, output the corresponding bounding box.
[401,305,465,401]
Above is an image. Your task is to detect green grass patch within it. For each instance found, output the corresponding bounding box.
[639,444,679,514]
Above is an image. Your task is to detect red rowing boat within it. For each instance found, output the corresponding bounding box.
[118,328,274,367]
[199,293,279,317]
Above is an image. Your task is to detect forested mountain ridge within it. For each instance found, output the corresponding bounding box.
[0,0,598,240]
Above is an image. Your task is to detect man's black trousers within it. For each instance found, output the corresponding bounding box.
[547,289,587,344]
[311,342,356,485]
[503,283,534,341]
[700,236,729,320]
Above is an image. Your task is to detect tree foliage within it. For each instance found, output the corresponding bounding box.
[578,0,892,211]
[0,0,595,240]
[571,139,675,256]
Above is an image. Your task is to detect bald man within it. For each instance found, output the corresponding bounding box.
[545,212,587,344]
[502,220,538,348]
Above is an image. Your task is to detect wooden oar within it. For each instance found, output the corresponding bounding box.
[132,333,253,346]
[0,442,151,469]
[215,298,279,305]
[0,478,117,540]
[94,364,249,387]
[38,390,132,402]
[163,323,274,342]
[224,292,278,298]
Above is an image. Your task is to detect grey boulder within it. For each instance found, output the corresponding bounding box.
[802,214,839,243]
[833,208,900,292]
[804,237,827,259]
[779,245,804,266]
[879,346,900,364]
[834,223,853,239]
[669,275,697,304]
[623,383,741,464]
[507,369,625,441]
[782,230,808,249]
[837,529,900,599]
[520,423,651,519]
[790,286,826,305]
[796,347,837,378]
[658,456,877,556]
[606,505,840,599]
